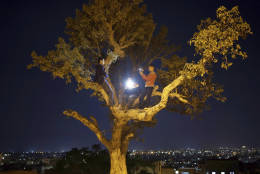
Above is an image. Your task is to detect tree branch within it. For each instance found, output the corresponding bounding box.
[81,81,110,105]
[63,109,111,149]
[120,41,136,49]
[152,85,189,104]
[110,75,186,122]
[148,75,185,116]
[106,22,125,57]
[106,77,119,105]
[121,132,134,155]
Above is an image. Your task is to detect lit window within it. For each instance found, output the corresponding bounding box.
[212,172,216,174]
[221,172,225,174]
[230,172,235,174]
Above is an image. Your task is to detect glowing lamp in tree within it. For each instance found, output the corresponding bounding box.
[125,78,138,90]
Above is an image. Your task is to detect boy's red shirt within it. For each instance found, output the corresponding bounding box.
[141,71,157,87]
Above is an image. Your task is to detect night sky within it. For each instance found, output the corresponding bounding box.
[1,0,260,152]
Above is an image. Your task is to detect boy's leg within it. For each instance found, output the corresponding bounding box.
[145,87,153,107]
[139,87,147,108]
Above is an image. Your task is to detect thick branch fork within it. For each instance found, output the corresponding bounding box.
[110,75,186,122]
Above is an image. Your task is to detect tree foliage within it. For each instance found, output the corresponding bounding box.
[189,6,252,69]
[47,145,110,174]
[157,55,226,116]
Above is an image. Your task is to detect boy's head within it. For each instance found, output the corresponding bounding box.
[148,65,155,72]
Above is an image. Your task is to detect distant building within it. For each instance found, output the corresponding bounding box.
[155,161,199,174]
[161,168,174,174]
[177,168,199,174]
[26,161,34,166]
[200,159,239,174]
[240,159,260,174]
[0,154,4,167]
[41,159,51,165]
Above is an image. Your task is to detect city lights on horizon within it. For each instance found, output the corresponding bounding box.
[1,145,259,172]
[1,145,258,153]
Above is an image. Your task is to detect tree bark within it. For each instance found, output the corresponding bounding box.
[108,119,130,174]
[109,148,128,174]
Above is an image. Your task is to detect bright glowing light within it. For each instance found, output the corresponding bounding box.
[125,78,136,90]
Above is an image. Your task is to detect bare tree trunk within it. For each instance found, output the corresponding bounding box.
[109,148,128,174]
[108,119,129,174]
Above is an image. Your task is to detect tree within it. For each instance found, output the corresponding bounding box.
[28,0,252,173]
[49,145,154,174]
[49,146,110,174]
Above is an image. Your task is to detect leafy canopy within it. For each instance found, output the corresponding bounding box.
[28,1,252,118]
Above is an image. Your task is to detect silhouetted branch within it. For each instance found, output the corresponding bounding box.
[63,109,111,149]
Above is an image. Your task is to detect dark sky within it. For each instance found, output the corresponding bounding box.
[1,0,259,152]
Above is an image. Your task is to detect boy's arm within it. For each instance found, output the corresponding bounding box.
[140,72,148,80]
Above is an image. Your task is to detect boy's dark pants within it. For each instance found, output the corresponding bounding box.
[139,87,153,107]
